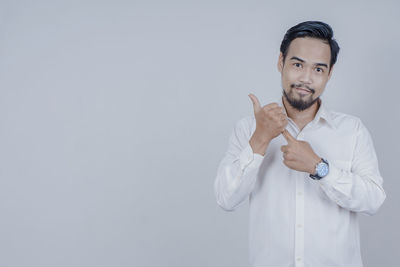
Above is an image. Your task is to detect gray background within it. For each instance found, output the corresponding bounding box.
[0,0,398,266]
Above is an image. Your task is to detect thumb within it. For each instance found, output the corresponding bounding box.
[248,93,261,113]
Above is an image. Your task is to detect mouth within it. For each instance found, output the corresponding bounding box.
[295,87,311,94]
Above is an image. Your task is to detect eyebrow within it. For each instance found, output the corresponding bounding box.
[289,56,328,69]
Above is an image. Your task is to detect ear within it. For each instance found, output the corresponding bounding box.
[327,64,334,80]
[277,52,284,73]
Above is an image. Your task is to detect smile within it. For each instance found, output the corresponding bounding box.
[295,87,311,94]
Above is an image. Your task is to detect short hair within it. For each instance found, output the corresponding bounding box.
[280,21,340,71]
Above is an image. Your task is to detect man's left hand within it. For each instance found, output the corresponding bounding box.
[280,129,322,174]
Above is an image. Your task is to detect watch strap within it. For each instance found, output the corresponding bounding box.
[309,158,328,180]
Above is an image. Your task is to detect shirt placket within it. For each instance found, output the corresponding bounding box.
[295,129,305,267]
[283,102,324,266]
[288,123,305,267]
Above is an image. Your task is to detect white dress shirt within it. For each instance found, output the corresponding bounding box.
[214,96,386,267]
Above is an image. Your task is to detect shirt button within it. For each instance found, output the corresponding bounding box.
[297,258,302,261]
[297,192,302,196]
[297,224,302,228]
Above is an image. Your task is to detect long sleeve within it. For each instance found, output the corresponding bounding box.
[214,117,264,211]
[318,118,386,216]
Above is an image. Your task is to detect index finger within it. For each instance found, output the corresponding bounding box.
[263,102,280,111]
[282,129,296,143]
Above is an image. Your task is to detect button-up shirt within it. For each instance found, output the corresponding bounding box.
[214,96,386,267]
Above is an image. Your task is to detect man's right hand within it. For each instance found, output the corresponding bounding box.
[248,93,288,155]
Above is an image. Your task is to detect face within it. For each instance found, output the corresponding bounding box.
[277,37,333,111]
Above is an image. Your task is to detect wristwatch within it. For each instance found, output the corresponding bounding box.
[309,158,329,180]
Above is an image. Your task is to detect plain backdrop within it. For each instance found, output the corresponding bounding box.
[0,0,399,266]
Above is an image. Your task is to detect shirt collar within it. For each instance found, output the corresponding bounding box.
[280,96,337,130]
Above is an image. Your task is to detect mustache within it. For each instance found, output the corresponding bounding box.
[291,84,315,94]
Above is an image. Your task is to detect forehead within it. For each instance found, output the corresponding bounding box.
[286,37,331,64]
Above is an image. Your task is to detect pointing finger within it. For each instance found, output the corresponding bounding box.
[282,129,296,143]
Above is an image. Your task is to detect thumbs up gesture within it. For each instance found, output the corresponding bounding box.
[248,93,288,143]
[281,129,322,174]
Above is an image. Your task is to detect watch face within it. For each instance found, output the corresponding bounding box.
[317,162,329,177]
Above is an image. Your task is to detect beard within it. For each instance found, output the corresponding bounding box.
[282,84,319,111]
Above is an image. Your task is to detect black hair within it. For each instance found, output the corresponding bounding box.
[280,21,340,71]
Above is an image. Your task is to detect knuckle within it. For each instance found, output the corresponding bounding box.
[265,103,279,109]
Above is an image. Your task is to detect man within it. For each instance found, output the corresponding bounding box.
[214,21,386,267]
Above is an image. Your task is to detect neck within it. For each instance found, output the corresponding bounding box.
[282,96,320,124]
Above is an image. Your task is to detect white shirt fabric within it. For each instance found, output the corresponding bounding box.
[214,96,386,267]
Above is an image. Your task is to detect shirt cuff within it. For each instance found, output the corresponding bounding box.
[317,163,341,188]
[238,142,264,171]
[316,163,347,205]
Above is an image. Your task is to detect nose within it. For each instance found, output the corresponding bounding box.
[299,68,313,84]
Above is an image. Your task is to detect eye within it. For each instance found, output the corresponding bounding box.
[315,67,324,73]
[294,63,302,68]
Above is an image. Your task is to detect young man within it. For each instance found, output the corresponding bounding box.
[214,21,386,267]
